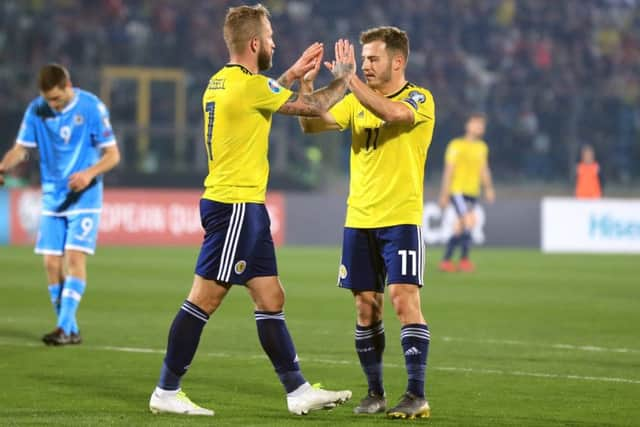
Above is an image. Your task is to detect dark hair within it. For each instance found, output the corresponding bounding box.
[223,4,271,54]
[467,112,487,122]
[38,64,70,91]
[360,26,409,60]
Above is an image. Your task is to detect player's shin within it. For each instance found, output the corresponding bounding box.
[255,311,306,393]
[47,283,62,317]
[460,230,472,259]
[157,300,209,391]
[57,277,86,335]
[355,321,385,396]
[400,324,430,398]
[443,234,459,260]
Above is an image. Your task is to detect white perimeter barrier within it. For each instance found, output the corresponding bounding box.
[541,197,640,253]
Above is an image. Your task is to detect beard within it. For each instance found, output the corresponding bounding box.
[367,63,393,89]
[257,45,272,71]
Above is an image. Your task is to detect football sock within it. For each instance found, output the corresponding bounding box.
[460,230,472,259]
[158,300,209,391]
[47,283,62,316]
[355,321,385,396]
[401,323,430,398]
[57,277,86,335]
[255,311,306,393]
[443,234,459,260]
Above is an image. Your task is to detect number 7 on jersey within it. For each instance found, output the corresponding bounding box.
[205,102,215,161]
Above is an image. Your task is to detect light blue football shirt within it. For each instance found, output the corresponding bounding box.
[16,88,116,215]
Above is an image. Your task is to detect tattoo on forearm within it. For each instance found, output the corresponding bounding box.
[280,77,349,116]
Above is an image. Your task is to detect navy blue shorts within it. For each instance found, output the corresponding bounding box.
[195,199,277,285]
[450,194,478,217]
[338,225,425,292]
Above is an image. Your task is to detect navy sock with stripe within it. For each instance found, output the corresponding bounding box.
[355,321,385,396]
[401,323,430,398]
[158,300,209,391]
[255,311,306,393]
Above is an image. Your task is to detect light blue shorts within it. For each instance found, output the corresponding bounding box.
[35,212,101,256]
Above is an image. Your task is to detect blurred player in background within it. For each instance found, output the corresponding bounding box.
[149,4,355,417]
[575,144,602,198]
[438,113,495,273]
[0,63,120,345]
[300,26,435,419]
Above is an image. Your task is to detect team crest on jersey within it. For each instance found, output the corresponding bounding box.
[357,110,365,119]
[73,114,84,125]
[234,260,247,275]
[267,78,282,94]
[403,90,426,110]
[339,264,348,280]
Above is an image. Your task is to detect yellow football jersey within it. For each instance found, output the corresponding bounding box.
[444,138,488,197]
[329,83,435,228]
[201,64,292,203]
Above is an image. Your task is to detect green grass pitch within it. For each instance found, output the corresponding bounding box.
[0,245,639,426]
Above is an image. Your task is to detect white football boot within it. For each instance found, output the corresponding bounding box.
[287,382,352,415]
[149,387,214,416]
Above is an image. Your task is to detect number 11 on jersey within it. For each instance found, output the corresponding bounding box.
[205,102,215,161]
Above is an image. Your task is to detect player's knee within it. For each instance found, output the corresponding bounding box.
[354,293,383,324]
[43,256,62,276]
[389,287,423,323]
[254,289,285,312]
[248,278,285,312]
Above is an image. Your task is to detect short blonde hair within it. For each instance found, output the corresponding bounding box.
[223,4,271,54]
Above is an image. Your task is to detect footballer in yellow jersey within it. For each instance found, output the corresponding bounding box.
[151,4,356,417]
[438,113,495,273]
[329,83,434,228]
[300,26,433,419]
[201,64,292,204]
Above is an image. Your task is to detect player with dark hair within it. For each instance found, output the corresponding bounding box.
[300,26,435,419]
[149,4,355,417]
[438,113,495,272]
[0,63,120,345]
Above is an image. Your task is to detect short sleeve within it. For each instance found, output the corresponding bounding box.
[328,95,353,130]
[444,142,458,164]
[92,101,116,147]
[398,88,435,125]
[245,75,293,113]
[16,106,37,147]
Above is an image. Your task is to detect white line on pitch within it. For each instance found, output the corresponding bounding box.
[441,336,640,354]
[2,339,639,385]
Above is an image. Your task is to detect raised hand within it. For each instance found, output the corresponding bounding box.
[325,39,355,81]
[279,42,324,87]
[302,47,324,84]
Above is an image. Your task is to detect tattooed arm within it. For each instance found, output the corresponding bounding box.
[278,39,355,117]
[277,77,350,117]
[297,71,341,133]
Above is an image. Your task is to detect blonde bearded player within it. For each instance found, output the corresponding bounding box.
[149,4,355,417]
[300,27,435,419]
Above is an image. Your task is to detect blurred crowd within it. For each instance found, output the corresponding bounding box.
[0,0,638,186]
